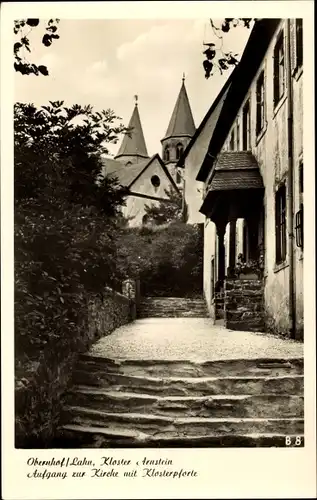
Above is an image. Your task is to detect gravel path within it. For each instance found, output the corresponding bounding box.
[89,318,303,362]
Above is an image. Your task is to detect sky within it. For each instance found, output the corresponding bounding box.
[15,19,251,157]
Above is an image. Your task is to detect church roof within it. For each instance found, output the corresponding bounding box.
[177,69,235,169]
[102,153,180,192]
[115,103,149,160]
[162,79,196,141]
[102,157,150,187]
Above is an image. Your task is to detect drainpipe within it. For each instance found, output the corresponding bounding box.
[286,20,296,337]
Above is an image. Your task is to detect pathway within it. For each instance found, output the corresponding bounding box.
[89,318,303,361]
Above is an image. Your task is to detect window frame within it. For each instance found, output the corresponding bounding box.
[176,169,182,184]
[256,70,266,136]
[275,183,287,264]
[295,19,303,71]
[273,30,285,108]
[295,161,304,250]
[242,99,251,151]
[164,146,170,162]
[176,143,184,160]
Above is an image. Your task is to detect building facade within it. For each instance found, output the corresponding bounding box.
[194,19,303,339]
[102,79,196,226]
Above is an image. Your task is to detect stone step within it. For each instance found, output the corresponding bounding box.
[140,297,206,302]
[71,370,304,397]
[65,388,303,419]
[139,306,207,310]
[61,406,304,437]
[138,297,208,318]
[58,424,304,448]
[138,312,208,316]
[76,355,304,379]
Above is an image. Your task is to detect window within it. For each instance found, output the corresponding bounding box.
[242,100,251,150]
[142,214,149,225]
[295,19,303,69]
[236,121,240,151]
[164,147,170,162]
[256,70,265,134]
[229,129,235,151]
[275,184,287,264]
[176,169,182,184]
[151,175,160,190]
[274,31,285,106]
[296,162,304,249]
[295,205,303,249]
[176,143,184,160]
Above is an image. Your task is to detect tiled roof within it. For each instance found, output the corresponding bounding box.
[102,157,150,188]
[208,151,263,191]
[116,104,149,160]
[214,151,259,171]
[210,170,263,191]
[163,80,196,140]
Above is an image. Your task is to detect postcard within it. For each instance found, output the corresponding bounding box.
[1,1,316,498]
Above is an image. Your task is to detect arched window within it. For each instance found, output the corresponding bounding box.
[164,146,170,162]
[126,161,132,166]
[176,143,184,160]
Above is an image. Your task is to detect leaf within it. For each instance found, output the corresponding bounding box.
[14,42,22,53]
[26,19,39,27]
[221,21,230,33]
[31,64,39,76]
[38,65,49,76]
[42,34,52,47]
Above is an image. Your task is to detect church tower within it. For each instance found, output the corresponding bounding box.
[115,97,149,165]
[161,75,196,185]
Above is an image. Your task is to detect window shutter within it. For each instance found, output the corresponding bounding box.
[290,19,297,73]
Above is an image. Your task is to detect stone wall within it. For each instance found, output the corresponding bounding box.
[15,287,134,448]
[224,278,265,332]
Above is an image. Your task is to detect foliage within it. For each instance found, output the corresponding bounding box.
[14,101,127,392]
[203,18,254,78]
[14,18,60,75]
[115,221,203,297]
[14,101,127,212]
[232,254,262,277]
[143,186,186,225]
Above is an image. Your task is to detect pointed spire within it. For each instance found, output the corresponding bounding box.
[163,76,196,141]
[115,97,149,162]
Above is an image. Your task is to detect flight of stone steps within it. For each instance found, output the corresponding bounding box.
[57,354,304,448]
[137,297,208,318]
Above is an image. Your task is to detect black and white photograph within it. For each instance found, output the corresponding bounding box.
[1,2,316,498]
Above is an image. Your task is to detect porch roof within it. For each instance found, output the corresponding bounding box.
[199,152,264,222]
[209,151,264,191]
